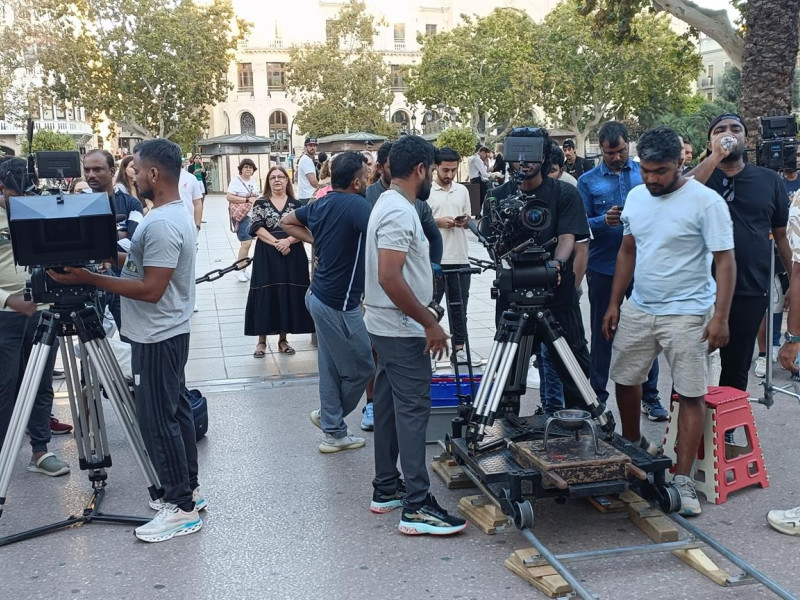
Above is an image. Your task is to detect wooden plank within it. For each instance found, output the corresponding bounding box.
[673,548,731,587]
[458,495,509,534]
[431,455,476,489]
[627,508,680,543]
[505,549,572,598]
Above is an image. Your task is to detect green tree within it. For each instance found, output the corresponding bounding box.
[21,129,78,154]
[720,64,742,105]
[580,0,800,134]
[535,1,700,152]
[286,0,393,137]
[35,0,248,145]
[405,8,541,141]
[435,128,477,161]
[652,96,737,160]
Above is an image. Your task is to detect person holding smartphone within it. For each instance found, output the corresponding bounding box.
[428,147,480,367]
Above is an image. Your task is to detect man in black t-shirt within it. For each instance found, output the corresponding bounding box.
[691,113,792,392]
[481,128,591,412]
[562,139,593,179]
[281,152,375,454]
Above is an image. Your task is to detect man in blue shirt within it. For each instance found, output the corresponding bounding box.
[579,121,665,420]
[281,152,375,454]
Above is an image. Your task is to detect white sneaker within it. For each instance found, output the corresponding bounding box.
[318,433,365,453]
[309,409,322,430]
[453,348,482,368]
[673,474,701,516]
[135,503,202,543]
[767,506,800,535]
[236,270,248,282]
[754,356,767,378]
[149,488,207,512]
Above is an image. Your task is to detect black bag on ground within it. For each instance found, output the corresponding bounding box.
[183,387,208,441]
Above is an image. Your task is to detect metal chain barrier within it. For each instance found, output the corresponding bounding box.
[195,257,252,285]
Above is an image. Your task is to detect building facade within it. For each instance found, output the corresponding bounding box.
[696,34,732,102]
[204,0,559,190]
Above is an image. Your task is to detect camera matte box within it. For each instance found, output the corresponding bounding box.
[8,192,118,267]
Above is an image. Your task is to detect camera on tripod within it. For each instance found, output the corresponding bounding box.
[755,115,799,171]
[6,134,118,306]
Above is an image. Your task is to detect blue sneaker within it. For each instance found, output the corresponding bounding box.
[361,403,374,431]
[642,397,668,422]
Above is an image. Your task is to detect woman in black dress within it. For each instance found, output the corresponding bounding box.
[245,166,315,356]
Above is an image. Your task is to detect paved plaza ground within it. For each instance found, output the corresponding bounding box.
[2,195,800,599]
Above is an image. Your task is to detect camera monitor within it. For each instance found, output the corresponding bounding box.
[36,151,82,179]
[7,192,118,267]
[504,136,544,164]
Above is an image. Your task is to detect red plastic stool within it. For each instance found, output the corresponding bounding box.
[662,386,769,504]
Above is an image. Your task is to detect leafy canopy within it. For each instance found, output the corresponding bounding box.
[435,128,477,161]
[287,0,393,137]
[405,8,541,138]
[21,129,78,154]
[36,0,248,145]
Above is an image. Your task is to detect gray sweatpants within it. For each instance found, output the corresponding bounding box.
[369,334,431,509]
[131,333,197,507]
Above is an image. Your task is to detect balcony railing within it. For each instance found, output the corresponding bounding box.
[0,119,93,135]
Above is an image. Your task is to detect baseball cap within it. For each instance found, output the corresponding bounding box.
[562,139,575,149]
[304,137,317,145]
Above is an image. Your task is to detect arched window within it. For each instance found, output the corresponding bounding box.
[269,111,289,152]
[240,112,256,135]
[392,110,410,132]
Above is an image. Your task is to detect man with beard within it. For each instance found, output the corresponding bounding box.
[363,135,466,536]
[690,113,792,392]
[579,121,665,422]
[603,126,735,516]
[280,152,375,453]
[562,139,593,179]
[50,139,203,542]
[480,127,591,415]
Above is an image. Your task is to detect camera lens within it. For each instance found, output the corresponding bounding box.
[520,201,551,232]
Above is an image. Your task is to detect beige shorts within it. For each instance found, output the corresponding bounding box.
[610,304,712,398]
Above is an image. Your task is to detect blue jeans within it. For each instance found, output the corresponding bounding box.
[0,311,57,454]
[306,292,374,438]
[538,344,564,414]
[772,311,783,348]
[587,270,659,404]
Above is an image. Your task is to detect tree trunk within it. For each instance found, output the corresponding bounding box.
[739,0,800,136]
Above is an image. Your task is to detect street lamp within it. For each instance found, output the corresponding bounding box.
[410,113,417,135]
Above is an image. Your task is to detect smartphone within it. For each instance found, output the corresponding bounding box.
[454,215,468,223]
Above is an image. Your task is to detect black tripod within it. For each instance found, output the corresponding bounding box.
[465,304,615,450]
[0,301,162,546]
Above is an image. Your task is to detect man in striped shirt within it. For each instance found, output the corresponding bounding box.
[281,152,375,454]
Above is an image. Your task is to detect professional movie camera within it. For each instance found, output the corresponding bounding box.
[755,114,799,171]
[475,133,560,307]
[6,121,117,305]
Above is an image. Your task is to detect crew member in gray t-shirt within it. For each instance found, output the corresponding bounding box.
[363,135,466,536]
[49,139,204,543]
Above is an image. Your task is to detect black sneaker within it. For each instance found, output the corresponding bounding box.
[398,494,468,536]
[370,479,406,514]
[641,397,668,422]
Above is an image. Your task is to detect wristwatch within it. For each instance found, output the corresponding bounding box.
[785,331,800,343]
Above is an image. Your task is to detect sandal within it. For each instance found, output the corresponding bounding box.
[278,339,296,355]
[253,342,267,358]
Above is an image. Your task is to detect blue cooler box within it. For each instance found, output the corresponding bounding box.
[426,375,483,443]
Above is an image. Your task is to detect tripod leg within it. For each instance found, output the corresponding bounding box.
[0,339,56,515]
[58,338,93,471]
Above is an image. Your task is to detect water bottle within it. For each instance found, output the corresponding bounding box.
[720,136,738,153]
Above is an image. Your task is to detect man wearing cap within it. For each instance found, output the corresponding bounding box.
[297,137,319,204]
[690,113,792,392]
[562,139,593,179]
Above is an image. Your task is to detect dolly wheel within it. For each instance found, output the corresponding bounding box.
[514,500,534,529]
[656,483,681,513]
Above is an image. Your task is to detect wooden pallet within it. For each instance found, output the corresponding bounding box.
[504,548,571,598]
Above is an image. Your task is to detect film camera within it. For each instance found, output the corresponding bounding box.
[477,133,560,306]
[7,148,118,306]
[755,115,799,171]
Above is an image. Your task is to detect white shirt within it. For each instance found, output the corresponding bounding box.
[559,171,578,187]
[468,154,489,181]
[297,154,317,199]
[179,169,204,218]
[428,180,471,264]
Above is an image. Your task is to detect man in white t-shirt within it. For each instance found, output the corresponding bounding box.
[428,146,479,367]
[179,169,203,232]
[296,137,318,203]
